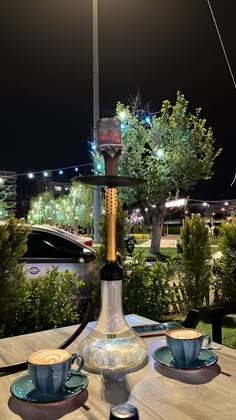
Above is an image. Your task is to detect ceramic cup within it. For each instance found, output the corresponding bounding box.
[27,348,84,394]
[166,328,212,365]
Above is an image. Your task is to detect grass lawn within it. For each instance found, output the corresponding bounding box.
[197,315,236,349]
[134,246,218,258]
[134,247,177,258]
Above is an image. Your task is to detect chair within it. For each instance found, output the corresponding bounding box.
[182,301,236,344]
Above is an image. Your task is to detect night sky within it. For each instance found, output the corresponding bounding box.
[0,0,235,200]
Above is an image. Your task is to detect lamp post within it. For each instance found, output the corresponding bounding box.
[93,0,100,243]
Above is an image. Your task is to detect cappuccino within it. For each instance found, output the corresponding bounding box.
[28,349,71,365]
[166,328,212,365]
[27,349,84,394]
[166,329,201,340]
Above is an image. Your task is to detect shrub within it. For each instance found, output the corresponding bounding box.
[213,222,236,302]
[166,226,181,235]
[2,267,85,337]
[132,233,150,240]
[131,224,150,234]
[0,218,31,336]
[179,214,212,309]
[122,252,175,321]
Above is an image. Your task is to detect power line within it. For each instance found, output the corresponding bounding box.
[231,172,236,187]
[207,0,236,90]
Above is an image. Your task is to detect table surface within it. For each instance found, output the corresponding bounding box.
[0,314,236,420]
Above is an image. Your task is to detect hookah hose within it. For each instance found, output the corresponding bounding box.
[0,292,100,374]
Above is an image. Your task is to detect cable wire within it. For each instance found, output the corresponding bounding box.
[207,0,236,90]
[16,163,93,178]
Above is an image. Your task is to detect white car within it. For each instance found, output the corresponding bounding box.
[33,224,93,247]
[19,224,96,312]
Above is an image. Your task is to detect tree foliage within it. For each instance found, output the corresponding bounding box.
[98,91,222,254]
[12,268,84,336]
[0,219,86,337]
[123,252,175,320]
[27,180,97,230]
[0,178,16,220]
[179,214,212,309]
[0,218,31,336]
[213,222,236,302]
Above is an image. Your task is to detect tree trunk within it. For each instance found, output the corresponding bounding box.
[150,211,164,254]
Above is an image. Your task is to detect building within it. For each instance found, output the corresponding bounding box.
[17,174,72,219]
[33,175,71,198]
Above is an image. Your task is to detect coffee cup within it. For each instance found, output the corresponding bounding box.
[27,348,84,394]
[166,328,212,365]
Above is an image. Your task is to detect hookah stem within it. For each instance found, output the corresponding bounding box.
[106,186,117,262]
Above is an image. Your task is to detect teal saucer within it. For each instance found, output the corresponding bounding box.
[153,346,218,371]
[10,372,88,404]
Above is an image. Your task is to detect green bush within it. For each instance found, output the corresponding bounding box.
[122,252,175,321]
[213,223,236,302]
[179,214,212,309]
[166,225,181,235]
[0,219,86,338]
[133,233,150,240]
[2,267,85,337]
[0,218,31,336]
[131,224,150,234]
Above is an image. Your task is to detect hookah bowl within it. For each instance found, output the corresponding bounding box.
[77,118,147,373]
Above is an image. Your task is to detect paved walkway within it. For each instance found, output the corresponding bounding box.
[137,235,221,259]
[136,235,179,248]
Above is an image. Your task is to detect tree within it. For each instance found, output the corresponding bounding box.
[69,181,95,231]
[27,181,97,231]
[27,191,55,224]
[111,91,221,254]
[213,222,236,302]
[0,177,16,220]
[179,214,212,309]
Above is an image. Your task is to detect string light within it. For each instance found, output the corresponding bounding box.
[14,163,93,179]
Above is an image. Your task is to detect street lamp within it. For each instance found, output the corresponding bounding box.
[93,0,100,243]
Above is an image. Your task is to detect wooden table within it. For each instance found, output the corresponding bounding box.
[0,314,236,419]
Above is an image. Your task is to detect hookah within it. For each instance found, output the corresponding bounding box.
[77,117,147,372]
[0,117,147,374]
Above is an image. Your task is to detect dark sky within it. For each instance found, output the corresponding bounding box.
[0,0,235,200]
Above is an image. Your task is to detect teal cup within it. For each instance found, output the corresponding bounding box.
[27,348,84,394]
[166,328,212,366]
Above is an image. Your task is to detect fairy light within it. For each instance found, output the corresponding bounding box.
[12,163,93,179]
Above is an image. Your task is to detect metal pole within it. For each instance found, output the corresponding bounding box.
[93,0,100,243]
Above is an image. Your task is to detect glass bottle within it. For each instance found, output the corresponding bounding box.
[110,403,139,420]
[77,188,147,372]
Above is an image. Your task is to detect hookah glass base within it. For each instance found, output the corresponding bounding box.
[77,280,147,372]
[78,328,147,372]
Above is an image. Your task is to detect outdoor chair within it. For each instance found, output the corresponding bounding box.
[182,300,236,344]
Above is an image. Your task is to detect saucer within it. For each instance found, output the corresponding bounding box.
[152,346,218,371]
[10,372,88,404]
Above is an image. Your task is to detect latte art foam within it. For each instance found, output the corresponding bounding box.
[28,349,71,365]
[167,329,201,339]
